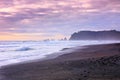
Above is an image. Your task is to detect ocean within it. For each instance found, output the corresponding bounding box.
[0,40,119,67]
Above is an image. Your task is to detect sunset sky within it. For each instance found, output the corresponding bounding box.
[0,0,120,40]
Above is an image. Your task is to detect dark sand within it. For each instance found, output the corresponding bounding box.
[0,43,120,80]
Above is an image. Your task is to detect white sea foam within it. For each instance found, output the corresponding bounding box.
[0,40,119,67]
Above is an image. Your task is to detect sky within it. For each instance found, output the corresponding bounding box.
[0,0,120,40]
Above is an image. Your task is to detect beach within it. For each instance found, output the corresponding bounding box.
[0,43,120,80]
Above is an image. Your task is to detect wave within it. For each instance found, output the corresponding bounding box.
[15,47,33,51]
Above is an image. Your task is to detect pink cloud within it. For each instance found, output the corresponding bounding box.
[0,0,119,40]
[0,0,119,21]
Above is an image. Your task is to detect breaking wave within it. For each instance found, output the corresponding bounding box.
[15,47,33,51]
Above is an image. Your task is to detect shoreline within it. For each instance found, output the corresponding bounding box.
[0,45,84,67]
[0,43,120,80]
[0,41,119,67]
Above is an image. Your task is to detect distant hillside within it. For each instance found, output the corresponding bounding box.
[70,30,120,40]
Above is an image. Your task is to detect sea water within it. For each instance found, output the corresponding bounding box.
[0,40,119,67]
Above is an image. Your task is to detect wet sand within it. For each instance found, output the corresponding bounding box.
[0,43,120,80]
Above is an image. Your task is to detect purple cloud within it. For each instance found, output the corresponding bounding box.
[0,0,120,40]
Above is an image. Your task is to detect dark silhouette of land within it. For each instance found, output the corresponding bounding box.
[70,30,120,40]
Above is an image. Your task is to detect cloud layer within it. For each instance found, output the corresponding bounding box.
[0,0,120,40]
